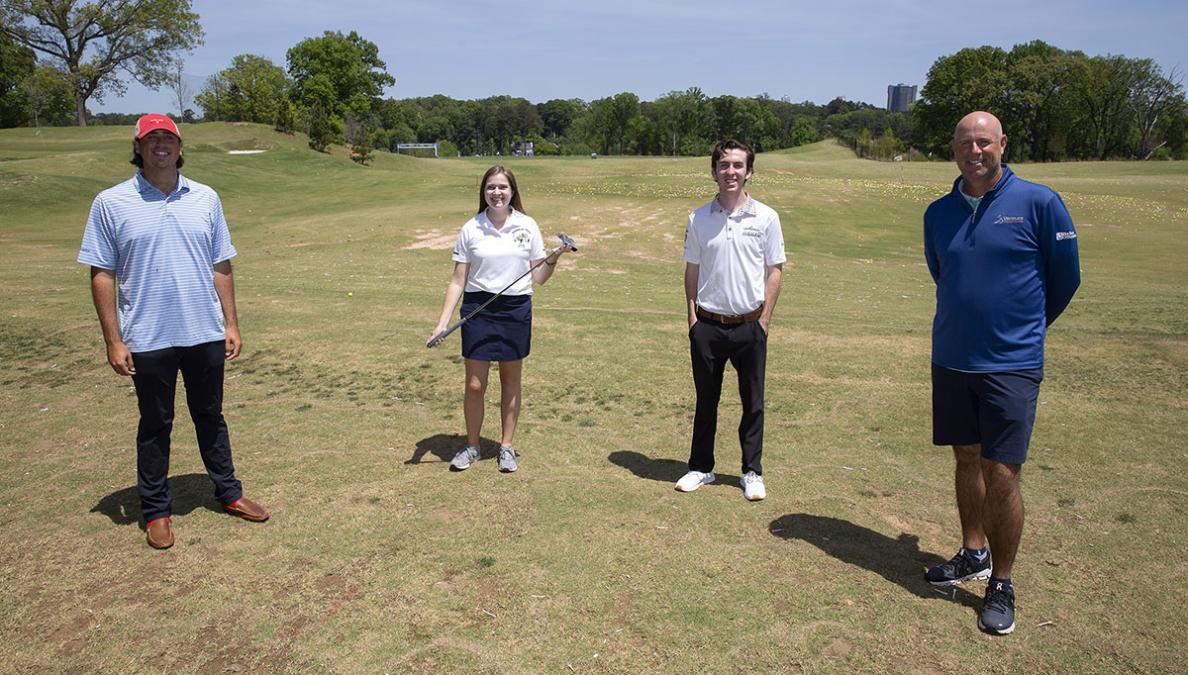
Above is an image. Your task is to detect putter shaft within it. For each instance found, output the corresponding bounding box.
[427,234,576,348]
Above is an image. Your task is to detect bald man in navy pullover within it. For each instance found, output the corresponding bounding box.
[922,111,1080,636]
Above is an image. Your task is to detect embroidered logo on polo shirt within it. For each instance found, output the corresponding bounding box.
[742,226,763,238]
[1056,231,1077,241]
[513,230,532,248]
[993,214,1027,225]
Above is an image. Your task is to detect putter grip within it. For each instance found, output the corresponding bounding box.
[427,321,462,348]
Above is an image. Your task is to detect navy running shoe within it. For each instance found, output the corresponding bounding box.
[978,580,1016,635]
[925,549,992,587]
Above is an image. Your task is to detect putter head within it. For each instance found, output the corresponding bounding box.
[557,232,578,252]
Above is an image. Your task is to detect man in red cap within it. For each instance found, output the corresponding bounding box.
[78,114,270,549]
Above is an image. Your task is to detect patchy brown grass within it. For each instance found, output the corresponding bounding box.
[0,127,1185,672]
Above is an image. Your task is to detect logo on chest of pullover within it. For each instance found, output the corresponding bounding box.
[993,214,1027,225]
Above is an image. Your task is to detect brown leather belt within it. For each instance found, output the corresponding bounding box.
[696,305,763,325]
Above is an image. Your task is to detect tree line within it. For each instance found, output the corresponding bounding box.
[363,91,906,159]
[2,3,1183,161]
[188,36,903,160]
[914,41,1186,161]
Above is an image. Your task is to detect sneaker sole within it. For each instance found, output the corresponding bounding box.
[449,463,471,472]
[499,466,517,473]
[978,616,1016,635]
[675,479,714,492]
[926,568,991,587]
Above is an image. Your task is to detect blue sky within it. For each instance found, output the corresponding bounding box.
[94,0,1188,114]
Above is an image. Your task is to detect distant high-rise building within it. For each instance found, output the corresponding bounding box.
[887,84,918,112]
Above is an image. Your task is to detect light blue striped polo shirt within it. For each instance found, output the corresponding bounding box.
[78,172,237,353]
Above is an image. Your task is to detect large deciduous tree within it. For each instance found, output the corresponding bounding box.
[609,92,641,155]
[538,98,585,142]
[1002,41,1082,162]
[0,0,204,126]
[654,87,708,155]
[914,42,1185,160]
[1072,55,1140,160]
[286,30,393,148]
[1128,60,1183,159]
[914,46,1010,157]
[196,54,290,124]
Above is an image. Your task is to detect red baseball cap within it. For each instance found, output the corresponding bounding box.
[134,113,181,140]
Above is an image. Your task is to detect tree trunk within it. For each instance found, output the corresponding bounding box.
[1142,140,1166,160]
[75,96,87,127]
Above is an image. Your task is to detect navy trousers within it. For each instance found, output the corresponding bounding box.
[688,318,767,475]
[131,340,242,522]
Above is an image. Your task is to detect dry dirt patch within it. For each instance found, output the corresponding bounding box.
[403,230,456,250]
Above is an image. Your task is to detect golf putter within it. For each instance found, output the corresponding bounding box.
[427,233,578,348]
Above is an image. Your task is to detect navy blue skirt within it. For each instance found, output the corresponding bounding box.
[460,291,532,361]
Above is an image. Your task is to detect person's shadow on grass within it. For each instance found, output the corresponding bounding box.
[607,450,740,487]
[91,473,224,529]
[769,513,980,607]
[407,433,501,465]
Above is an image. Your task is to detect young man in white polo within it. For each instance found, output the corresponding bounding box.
[677,139,785,500]
[79,114,269,549]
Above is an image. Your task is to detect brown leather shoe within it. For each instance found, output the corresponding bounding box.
[224,497,269,522]
[146,516,174,549]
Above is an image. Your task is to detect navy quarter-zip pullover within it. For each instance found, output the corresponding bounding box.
[924,165,1081,371]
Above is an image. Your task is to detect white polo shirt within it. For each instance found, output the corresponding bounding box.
[682,195,786,316]
[452,208,546,295]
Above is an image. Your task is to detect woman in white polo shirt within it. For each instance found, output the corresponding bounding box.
[428,165,571,473]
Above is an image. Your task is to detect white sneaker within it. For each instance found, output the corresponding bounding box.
[497,446,518,473]
[675,470,715,492]
[742,471,766,501]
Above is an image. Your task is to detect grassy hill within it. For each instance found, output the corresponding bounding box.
[1,123,1185,672]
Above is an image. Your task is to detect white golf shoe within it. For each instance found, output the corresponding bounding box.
[741,471,766,501]
[675,470,715,492]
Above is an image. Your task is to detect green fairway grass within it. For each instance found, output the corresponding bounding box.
[1,123,1185,672]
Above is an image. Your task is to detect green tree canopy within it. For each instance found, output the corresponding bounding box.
[913,46,1010,156]
[0,30,35,127]
[23,64,75,126]
[653,87,709,156]
[1001,41,1082,162]
[0,0,204,125]
[196,54,290,124]
[287,30,394,144]
[538,98,586,141]
[913,42,1184,161]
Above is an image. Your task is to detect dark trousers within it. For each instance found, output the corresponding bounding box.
[688,318,767,475]
[131,340,242,522]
